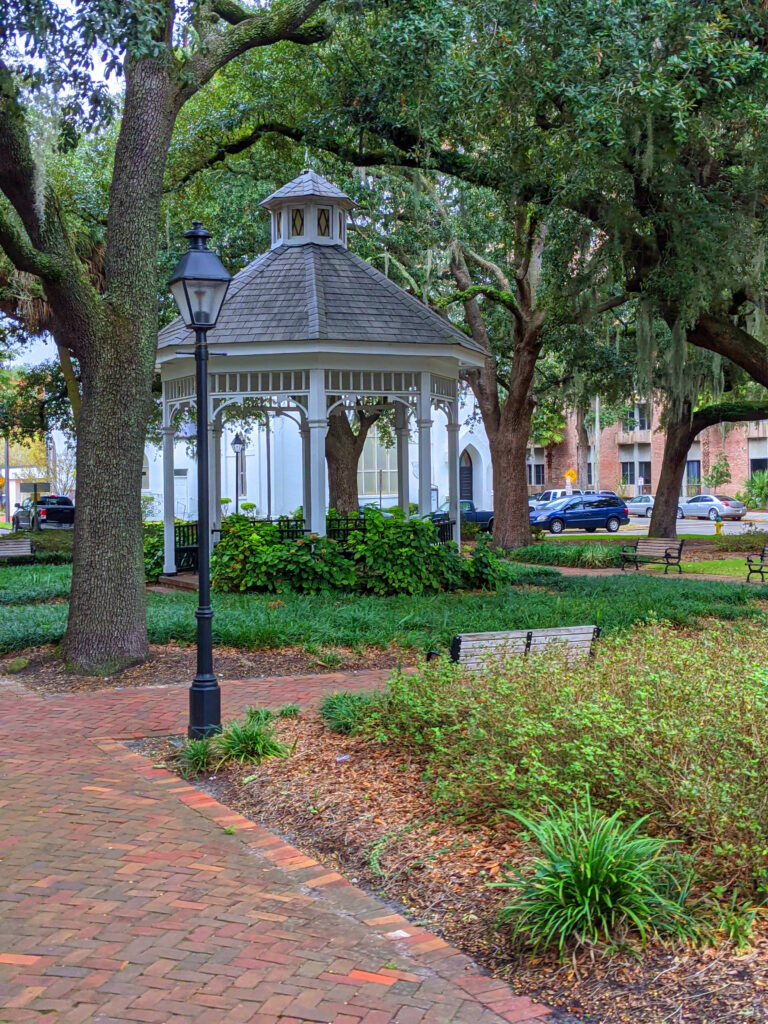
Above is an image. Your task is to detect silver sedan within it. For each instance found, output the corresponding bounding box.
[627,495,654,517]
[677,494,746,520]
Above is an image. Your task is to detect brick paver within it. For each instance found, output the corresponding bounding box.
[0,672,554,1023]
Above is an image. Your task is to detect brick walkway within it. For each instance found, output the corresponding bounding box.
[0,671,554,1024]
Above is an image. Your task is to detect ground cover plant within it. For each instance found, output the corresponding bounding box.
[355,622,768,886]
[1,569,766,656]
[508,542,623,568]
[0,564,72,604]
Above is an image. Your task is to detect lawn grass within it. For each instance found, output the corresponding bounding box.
[1,571,765,655]
[645,558,751,578]
[0,564,72,604]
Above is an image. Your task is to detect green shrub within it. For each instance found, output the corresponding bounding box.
[143,523,165,581]
[362,622,768,883]
[737,470,768,510]
[496,797,694,953]
[214,718,288,766]
[319,690,374,734]
[174,737,214,778]
[509,543,622,569]
[713,528,768,553]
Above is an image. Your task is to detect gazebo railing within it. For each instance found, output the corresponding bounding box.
[174,521,199,572]
[326,514,367,543]
[435,518,456,544]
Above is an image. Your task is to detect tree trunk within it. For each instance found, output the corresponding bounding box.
[325,407,378,514]
[575,405,590,490]
[648,401,693,539]
[63,321,155,671]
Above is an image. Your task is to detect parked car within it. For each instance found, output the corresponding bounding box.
[12,494,75,531]
[627,495,655,517]
[529,488,584,510]
[430,499,495,532]
[677,494,746,521]
[529,494,629,534]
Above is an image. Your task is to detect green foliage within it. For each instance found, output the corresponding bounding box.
[243,705,274,727]
[210,512,511,596]
[496,797,694,953]
[276,703,300,719]
[361,623,768,883]
[143,524,165,581]
[319,691,374,735]
[702,451,732,491]
[737,471,768,510]
[0,564,72,604]
[509,543,622,569]
[174,737,213,779]
[214,718,288,767]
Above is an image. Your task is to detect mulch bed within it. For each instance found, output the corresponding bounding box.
[7,643,412,694]
[137,714,768,1024]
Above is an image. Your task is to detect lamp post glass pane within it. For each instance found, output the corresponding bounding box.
[170,279,229,328]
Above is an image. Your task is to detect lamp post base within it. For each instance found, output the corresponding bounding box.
[188,677,222,739]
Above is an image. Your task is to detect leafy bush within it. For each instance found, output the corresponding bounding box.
[737,470,768,510]
[319,690,374,734]
[509,542,622,569]
[210,510,512,596]
[496,797,694,952]
[361,622,768,883]
[143,523,165,581]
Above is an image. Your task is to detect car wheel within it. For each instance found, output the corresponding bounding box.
[677,508,684,519]
[12,517,19,532]
[606,516,620,533]
[549,518,565,534]
[644,508,652,517]
[708,508,718,521]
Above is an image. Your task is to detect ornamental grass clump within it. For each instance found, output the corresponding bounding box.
[496,797,695,953]
[319,690,374,734]
[174,737,214,778]
[214,719,288,768]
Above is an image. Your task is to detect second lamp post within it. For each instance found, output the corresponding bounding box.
[168,222,232,739]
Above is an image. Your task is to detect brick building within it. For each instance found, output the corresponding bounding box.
[528,401,768,497]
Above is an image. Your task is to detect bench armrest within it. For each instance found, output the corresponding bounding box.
[620,545,637,554]
[664,547,682,558]
[746,553,763,563]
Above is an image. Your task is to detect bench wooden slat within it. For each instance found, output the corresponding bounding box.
[451,625,599,668]
[0,539,34,558]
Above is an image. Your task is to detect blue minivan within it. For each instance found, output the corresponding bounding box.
[529,495,629,534]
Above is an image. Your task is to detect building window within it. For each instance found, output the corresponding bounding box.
[358,428,398,497]
[291,208,304,237]
[638,460,651,492]
[637,404,650,431]
[750,457,768,475]
[587,462,593,485]
[534,464,544,486]
[317,208,331,237]
[621,461,635,485]
[685,460,701,490]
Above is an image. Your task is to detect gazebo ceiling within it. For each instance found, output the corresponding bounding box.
[157,170,485,369]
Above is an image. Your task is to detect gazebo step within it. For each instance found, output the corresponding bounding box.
[157,573,199,591]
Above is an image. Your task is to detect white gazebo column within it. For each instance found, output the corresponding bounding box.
[300,422,312,525]
[308,368,327,535]
[447,409,461,546]
[395,401,410,516]
[209,420,222,537]
[417,373,432,516]
[162,421,176,575]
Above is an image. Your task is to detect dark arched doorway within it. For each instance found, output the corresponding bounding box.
[459,450,473,501]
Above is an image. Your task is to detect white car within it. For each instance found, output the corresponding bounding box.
[626,495,655,517]
[677,494,746,521]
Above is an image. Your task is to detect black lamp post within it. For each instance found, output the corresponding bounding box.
[169,222,232,739]
[231,433,245,514]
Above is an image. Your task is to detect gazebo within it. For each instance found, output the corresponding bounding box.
[156,170,486,575]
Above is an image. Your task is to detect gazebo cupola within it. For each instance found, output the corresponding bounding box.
[260,168,355,250]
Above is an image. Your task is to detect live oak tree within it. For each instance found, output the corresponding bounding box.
[0,0,331,673]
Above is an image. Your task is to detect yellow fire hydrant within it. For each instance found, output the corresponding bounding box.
[715,514,723,537]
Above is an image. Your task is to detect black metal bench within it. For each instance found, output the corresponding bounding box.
[428,625,600,668]
[746,544,768,583]
[621,537,684,574]
[0,538,35,561]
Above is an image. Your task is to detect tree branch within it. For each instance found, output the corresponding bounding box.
[688,314,768,390]
[0,209,63,281]
[185,0,331,96]
[463,247,511,291]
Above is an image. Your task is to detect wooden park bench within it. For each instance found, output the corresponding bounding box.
[746,544,768,583]
[0,538,35,561]
[428,625,600,669]
[620,537,684,574]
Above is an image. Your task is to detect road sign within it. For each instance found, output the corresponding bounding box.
[20,481,51,494]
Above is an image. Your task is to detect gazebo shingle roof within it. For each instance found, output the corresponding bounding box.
[158,243,485,355]
[259,169,355,210]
